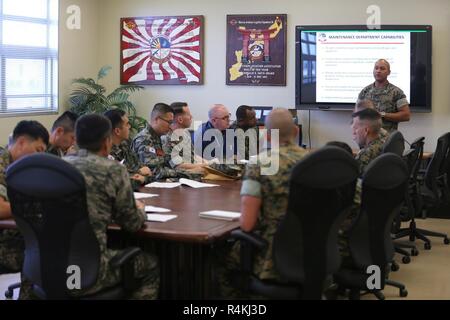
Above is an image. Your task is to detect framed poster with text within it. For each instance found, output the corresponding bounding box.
[121,15,203,85]
[226,14,286,86]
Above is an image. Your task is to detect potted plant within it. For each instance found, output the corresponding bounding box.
[69,65,146,136]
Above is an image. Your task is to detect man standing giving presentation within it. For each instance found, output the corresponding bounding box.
[358,59,411,132]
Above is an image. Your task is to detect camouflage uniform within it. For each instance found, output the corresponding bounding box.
[132,125,201,181]
[46,144,64,157]
[0,149,34,299]
[358,82,409,132]
[161,128,196,168]
[339,135,385,266]
[229,122,260,160]
[355,135,385,174]
[64,149,159,299]
[110,139,152,189]
[216,142,307,298]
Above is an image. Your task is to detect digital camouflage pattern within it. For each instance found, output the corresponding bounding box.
[132,125,202,181]
[161,128,196,168]
[46,144,64,157]
[64,149,159,299]
[355,135,385,174]
[216,142,307,298]
[110,139,144,174]
[358,82,409,132]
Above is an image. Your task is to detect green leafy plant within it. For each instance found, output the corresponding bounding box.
[69,65,147,136]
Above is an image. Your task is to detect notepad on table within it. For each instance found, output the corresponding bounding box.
[145,182,181,188]
[179,178,219,188]
[134,192,159,199]
[146,214,177,222]
[199,210,241,221]
[145,205,171,213]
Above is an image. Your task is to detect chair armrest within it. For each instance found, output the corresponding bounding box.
[230,229,268,251]
[109,247,142,268]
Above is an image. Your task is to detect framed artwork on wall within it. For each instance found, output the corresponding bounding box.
[226,14,287,86]
[120,15,203,85]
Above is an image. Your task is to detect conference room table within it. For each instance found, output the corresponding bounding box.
[111,179,243,300]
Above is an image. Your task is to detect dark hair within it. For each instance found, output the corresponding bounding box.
[12,120,49,146]
[104,109,126,130]
[150,103,173,121]
[326,141,353,156]
[75,114,112,152]
[170,102,188,117]
[352,108,381,121]
[51,111,78,132]
[236,105,253,120]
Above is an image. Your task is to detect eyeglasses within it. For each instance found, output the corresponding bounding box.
[158,116,172,125]
[214,113,231,121]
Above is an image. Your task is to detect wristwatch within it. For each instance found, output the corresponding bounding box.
[380,111,386,118]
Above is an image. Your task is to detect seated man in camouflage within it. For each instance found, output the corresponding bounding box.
[215,108,307,298]
[47,111,78,157]
[354,99,389,143]
[352,108,384,174]
[0,120,49,299]
[339,108,384,267]
[104,109,153,189]
[161,102,208,175]
[229,105,260,160]
[132,103,200,180]
[64,114,159,299]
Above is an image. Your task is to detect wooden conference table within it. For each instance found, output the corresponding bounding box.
[109,180,242,299]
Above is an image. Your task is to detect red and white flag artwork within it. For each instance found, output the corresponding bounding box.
[121,16,203,84]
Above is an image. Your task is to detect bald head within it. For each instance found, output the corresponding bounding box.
[265,108,297,143]
[376,59,390,71]
[209,104,230,130]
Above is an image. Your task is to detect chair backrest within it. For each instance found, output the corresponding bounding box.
[409,136,425,179]
[273,146,359,299]
[347,153,408,288]
[6,153,100,299]
[424,133,450,195]
[382,130,405,156]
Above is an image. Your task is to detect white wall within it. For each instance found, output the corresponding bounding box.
[4,0,448,151]
[0,0,99,146]
[95,0,450,152]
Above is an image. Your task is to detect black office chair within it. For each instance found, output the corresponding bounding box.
[5,153,142,299]
[334,153,409,300]
[412,133,450,249]
[382,130,405,156]
[230,146,359,299]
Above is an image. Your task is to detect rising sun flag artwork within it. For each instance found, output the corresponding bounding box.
[121,16,203,85]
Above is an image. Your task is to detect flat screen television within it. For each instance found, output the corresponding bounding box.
[295,25,432,112]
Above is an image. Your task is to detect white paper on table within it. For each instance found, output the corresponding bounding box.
[199,210,241,221]
[145,205,171,213]
[145,182,181,188]
[179,178,219,188]
[134,192,159,199]
[146,214,177,222]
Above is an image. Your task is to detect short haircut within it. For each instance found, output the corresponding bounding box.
[326,141,353,156]
[104,109,126,130]
[354,99,375,112]
[12,120,49,146]
[75,114,112,152]
[352,108,381,134]
[236,105,253,120]
[51,111,78,132]
[208,104,226,120]
[150,103,173,121]
[170,102,188,117]
[376,58,391,71]
[352,108,381,121]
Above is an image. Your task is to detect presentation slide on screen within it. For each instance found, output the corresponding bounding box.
[315,31,410,103]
